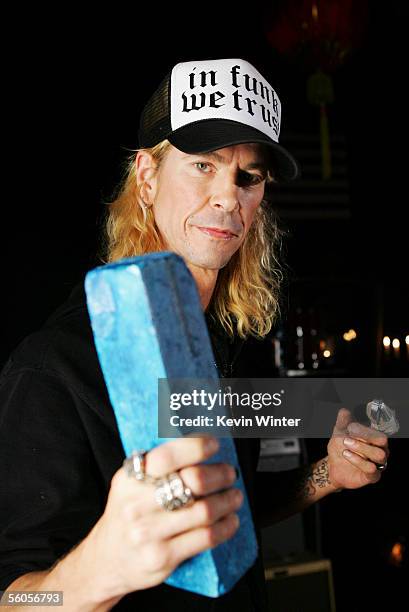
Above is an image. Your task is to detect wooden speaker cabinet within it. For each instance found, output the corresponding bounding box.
[264,558,336,612]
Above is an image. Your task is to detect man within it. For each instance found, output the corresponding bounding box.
[0,59,389,611]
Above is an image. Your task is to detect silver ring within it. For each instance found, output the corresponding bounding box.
[375,460,388,472]
[123,450,158,484]
[154,472,195,511]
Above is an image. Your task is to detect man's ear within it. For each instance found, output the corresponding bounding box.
[135,150,158,205]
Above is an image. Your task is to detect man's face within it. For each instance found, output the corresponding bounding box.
[151,143,268,270]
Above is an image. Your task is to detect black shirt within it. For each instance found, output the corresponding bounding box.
[0,282,268,610]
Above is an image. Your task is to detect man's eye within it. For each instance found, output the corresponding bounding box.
[237,172,263,187]
[194,162,212,173]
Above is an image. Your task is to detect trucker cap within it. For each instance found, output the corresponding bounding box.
[138,58,300,182]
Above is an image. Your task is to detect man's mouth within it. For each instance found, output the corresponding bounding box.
[195,226,238,240]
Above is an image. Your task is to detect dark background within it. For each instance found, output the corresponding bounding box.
[4,2,408,610]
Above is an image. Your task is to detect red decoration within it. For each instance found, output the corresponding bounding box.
[266,0,368,73]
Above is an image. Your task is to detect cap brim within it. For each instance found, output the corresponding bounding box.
[168,119,300,182]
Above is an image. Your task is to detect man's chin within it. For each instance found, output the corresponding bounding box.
[185,254,233,271]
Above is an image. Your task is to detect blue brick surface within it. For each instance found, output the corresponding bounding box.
[84,252,258,597]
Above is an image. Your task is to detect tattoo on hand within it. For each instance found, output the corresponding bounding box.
[295,458,332,500]
[315,457,331,489]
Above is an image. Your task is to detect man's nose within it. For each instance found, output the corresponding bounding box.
[210,178,240,212]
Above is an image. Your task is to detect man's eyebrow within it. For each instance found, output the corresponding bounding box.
[190,151,268,173]
[244,161,268,173]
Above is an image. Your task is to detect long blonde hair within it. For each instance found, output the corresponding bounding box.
[98,140,284,339]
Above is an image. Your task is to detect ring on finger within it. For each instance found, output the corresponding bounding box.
[155,472,195,511]
[123,450,158,484]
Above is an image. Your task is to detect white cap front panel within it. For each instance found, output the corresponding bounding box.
[170,58,281,142]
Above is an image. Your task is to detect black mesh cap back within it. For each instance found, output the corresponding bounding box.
[138,71,173,148]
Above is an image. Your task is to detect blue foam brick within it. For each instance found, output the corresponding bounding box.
[84,252,258,598]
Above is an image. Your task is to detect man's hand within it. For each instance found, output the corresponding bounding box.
[79,436,242,604]
[327,408,390,491]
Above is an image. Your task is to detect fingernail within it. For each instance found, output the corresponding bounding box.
[344,437,355,447]
[233,489,243,504]
[206,438,219,453]
[231,513,240,529]
[343,449,352,458]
